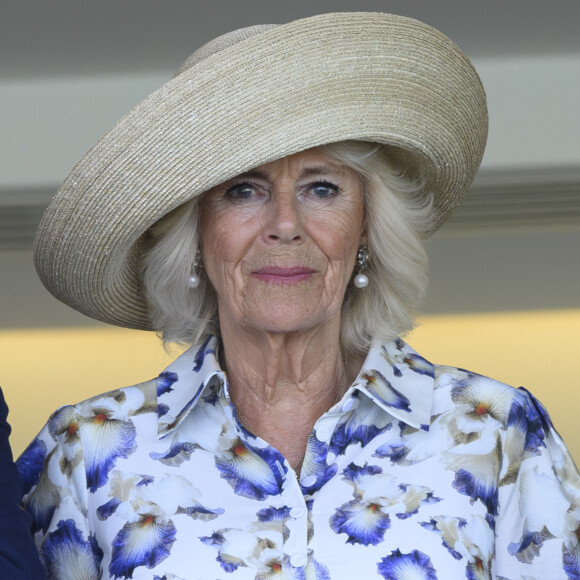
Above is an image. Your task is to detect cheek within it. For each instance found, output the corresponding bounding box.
[199,212,258,283]
[310,208,364,262]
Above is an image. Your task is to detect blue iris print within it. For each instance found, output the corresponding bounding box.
[466,558,488,580]
[193,335,216,372]
[507,529,552,563]
[256,506,293,538]
[377,549,438,579]
[97,497,122,521]
[200,530,276,573]
[421,518,467,560]
[403,353,434,377]
[509,389,547,454]
[342,462,383,482]
[16,437,47,494]
[215,438,285,500]
[162,385,208,434]
[199,532,241,573]
[300,436,338,493]
[395,484,440,519]
[330,498,391,546]
[158,372,179,396]
[175,503,225,521]
[202,382,221,406]
[330,404,393,456]
[452,468,498,516]
[334,463,439,538]
[563,541,580,579]
[361,370,411,412]
[109,515,177,579]
[256,556,299,579]
[256,506,292,522]
[40,519,103,580]
[83,412,137,492]
[305,552,331,580]
[150,441,198,466]
[382,341,405,377]
[450,374,514,427]
[374,443,408,465]
[47,405,81,444]
[373,422,418,466]
[381,341,434,378]
[20,458,60,533]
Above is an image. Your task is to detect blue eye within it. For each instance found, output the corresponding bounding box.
[310,181,339,198]
[225,182,257,200]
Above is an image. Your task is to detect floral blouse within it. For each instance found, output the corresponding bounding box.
[17,336,580,579]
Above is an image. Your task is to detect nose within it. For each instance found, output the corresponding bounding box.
[265,187,303,243]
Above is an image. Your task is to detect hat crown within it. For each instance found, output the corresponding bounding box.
[173,24,278,78]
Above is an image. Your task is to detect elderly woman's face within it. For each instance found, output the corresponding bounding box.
[200,148,365,336]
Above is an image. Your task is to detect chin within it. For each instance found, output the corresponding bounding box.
[241,304,339,337]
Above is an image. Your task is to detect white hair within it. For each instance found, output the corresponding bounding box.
[142,141,434,356]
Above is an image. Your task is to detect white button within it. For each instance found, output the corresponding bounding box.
[315,425,332,442]
[301,474,317,487]
[290,553,307,568]
[289,506,305,519]
[341,397,356,412]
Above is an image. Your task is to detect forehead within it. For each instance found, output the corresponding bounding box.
[240,148,357,180]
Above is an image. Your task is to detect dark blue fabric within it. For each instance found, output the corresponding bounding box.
[0,387,45,579]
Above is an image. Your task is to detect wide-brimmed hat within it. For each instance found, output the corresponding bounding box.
[34,12,488,330]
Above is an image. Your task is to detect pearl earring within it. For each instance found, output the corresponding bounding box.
[188,251,202,289]
[354,245,369,289]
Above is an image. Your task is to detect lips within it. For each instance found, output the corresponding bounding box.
[251,266,316,284]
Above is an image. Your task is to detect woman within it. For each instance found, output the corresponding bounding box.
[17,12,580,579]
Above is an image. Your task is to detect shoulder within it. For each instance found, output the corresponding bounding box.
[17,377,158,494]
[432,363,538,430]
[430,362,577,484]
[428,363,567,473]
[45,377,158,433]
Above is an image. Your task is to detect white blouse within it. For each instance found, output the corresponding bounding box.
[17,336,580,579]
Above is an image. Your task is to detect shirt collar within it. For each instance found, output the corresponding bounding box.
[353,339,434,430]
[157,335,224,438]
[156,336,435,438]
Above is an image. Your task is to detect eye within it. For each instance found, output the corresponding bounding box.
[225,181,260,200]
[309,180,339,198]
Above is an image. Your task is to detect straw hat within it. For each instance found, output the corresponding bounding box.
[34,12,488,330]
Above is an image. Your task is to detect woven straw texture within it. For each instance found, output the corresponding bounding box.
[34,12,488,329]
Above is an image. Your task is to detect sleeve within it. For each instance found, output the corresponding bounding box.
[494,386,580,579]
[16,404,104,579]
[0,387,45,580]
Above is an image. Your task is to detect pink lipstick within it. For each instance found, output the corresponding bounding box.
[251,267,316,284]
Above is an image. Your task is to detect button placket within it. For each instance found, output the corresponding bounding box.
[289,552,308,568]
[283,491,309,573]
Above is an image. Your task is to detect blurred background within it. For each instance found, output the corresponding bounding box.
[1,0,579,458]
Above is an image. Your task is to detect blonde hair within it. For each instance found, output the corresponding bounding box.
[142,141,434,355]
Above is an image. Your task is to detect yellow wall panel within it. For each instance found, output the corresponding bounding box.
[2,310,579,464]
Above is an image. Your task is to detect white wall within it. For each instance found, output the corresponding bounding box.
[1,55,579,190]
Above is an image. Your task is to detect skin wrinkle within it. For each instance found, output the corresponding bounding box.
[199,149,366,470]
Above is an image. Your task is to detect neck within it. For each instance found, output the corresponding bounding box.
[218,318,356,473]
[220,317,345,405]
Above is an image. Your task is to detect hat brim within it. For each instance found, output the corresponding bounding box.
[34,12,487,329]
